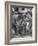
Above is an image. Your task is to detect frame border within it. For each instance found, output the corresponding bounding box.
[5,1,37,45]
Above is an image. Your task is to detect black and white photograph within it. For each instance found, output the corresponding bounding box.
[11,6,32,38]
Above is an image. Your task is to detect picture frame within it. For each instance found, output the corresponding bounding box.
[5,1,37,45]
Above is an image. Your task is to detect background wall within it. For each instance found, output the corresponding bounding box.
[0,0,38,46]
